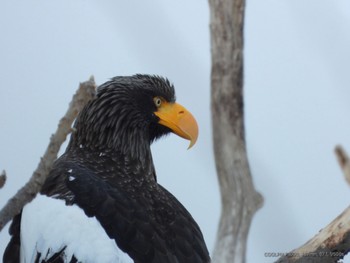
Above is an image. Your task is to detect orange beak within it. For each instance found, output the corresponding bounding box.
[154,102,198,149]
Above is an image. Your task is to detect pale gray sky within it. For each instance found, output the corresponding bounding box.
[0,1,350,262]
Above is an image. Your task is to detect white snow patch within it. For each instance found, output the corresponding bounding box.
[67,169,73,173]
[79,144,83,148]
[20,195,133,263]
[68,176,75,182]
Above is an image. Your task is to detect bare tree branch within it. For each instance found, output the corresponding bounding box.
[0,77,96,231]
[275,146,350,263]
[0,170,6,189]
[275,207,350,263]
[209,0,263,262]
[335,145,350,187]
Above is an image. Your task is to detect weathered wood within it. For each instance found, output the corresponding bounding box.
[276,146,350,262]
[209,0,263,262]
[0,77,96,231]
[0,171,6,189]
[275,206,350,263]
[335,145,350,187]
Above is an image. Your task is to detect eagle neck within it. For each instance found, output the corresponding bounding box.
[67,129,154,172]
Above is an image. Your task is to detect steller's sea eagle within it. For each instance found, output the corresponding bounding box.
[3,75,210,263]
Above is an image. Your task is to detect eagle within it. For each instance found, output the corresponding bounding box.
[3,75,210,263]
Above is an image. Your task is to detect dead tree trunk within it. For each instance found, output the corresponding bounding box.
[209,0,263,262]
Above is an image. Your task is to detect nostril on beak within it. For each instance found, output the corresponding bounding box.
[179,110,184,115]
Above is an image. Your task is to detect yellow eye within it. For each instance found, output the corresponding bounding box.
[153,97,162,108]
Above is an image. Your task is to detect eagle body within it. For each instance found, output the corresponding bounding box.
[3,75,210,263]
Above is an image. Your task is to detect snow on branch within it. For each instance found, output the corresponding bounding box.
[275,146,350,263]
[0,77,96,231]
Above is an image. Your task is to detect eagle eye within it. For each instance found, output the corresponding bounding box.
[153,97,162,108]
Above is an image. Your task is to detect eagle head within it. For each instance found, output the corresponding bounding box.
[70,74,198,157]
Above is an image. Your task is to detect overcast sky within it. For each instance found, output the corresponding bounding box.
[0,1,350,262]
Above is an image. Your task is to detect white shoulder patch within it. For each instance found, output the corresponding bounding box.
[20,194,133,263]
